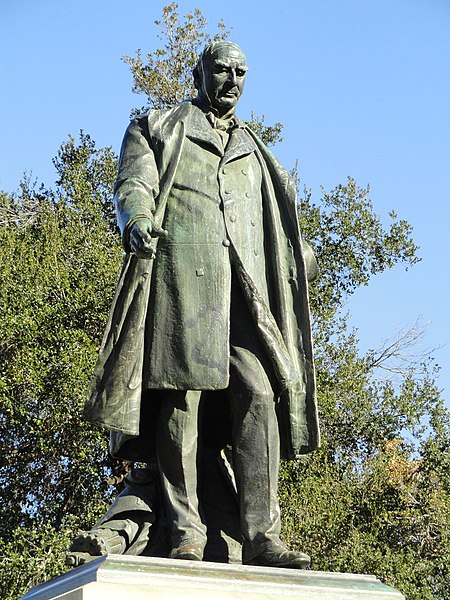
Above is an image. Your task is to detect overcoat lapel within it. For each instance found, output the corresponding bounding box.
[245,126,320,457]
[184,106,224,155]
[184,107,257,162]
[223,128,257,164]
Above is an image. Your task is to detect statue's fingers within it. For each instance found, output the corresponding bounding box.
[142,230,152,243]
[131,240,156,259]
[152,225,168,238]
[131,229,148,248]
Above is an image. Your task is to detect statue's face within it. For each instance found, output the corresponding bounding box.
[201,46,248,115]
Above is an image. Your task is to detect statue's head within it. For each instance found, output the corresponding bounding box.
[193,41,248,116]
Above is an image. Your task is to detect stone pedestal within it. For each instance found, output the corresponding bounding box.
[21,555,404,600]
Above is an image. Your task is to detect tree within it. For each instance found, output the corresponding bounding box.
[1,4,449,599]
[0,134,123,597]
[123,3,228,111]
[276,179,450,598]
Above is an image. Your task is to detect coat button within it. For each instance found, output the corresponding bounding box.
[251,219,256,226]
[245,192,251,198]
[224,190,232,194]
[254,249,259,256]
[229,214,237,222]
[222,239,231,247]
[241,169,247,175]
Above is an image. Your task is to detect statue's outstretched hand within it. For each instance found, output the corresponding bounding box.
[129,218,168,258]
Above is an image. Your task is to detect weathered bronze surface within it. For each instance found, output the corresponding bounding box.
[76,41,319,568]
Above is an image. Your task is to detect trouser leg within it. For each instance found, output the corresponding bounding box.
[227,285,282,563]
[155,389,207,550]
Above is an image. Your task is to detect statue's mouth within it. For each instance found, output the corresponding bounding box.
[222,88,239,99]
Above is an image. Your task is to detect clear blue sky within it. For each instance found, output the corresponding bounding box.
[1,0,449,401]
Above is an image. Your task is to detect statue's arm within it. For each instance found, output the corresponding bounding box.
[114,116,163,254]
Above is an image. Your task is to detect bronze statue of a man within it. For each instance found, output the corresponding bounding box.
[84,41,320,568]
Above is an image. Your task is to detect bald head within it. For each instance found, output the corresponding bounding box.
[193,41,248,116]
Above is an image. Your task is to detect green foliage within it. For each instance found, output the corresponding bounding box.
[289,176,450,596]
[279,426,450,598]
[0,521,77,600]
[123,2,230,112]
[0,134,122,598]
[298,178,420,320]
[246,112,284,147]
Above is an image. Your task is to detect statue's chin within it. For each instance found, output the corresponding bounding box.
[213,96,239,115]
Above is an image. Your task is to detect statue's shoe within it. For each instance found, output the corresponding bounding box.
[169,542,204,561]
[247,545,311,569]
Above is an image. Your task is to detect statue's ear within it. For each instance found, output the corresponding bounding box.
[193,65,200,90]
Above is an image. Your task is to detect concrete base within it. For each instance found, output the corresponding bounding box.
[21,555,405,600]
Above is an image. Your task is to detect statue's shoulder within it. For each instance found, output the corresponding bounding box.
[143,101,194,130]
[122,103,193,151]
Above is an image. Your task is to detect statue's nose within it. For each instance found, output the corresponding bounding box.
[229,70,238,86]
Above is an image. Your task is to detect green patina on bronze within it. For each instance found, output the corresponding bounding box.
[80,40,320,567]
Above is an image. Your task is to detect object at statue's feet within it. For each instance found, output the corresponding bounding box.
[66,529,127,566]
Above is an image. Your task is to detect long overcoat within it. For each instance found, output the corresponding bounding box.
[84,101,320,460]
